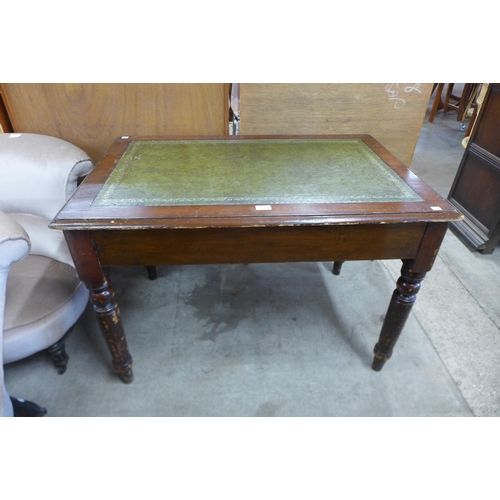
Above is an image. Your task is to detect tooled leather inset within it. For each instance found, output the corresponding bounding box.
[92,139,423,207]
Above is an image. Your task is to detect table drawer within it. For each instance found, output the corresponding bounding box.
[92,223,427,266]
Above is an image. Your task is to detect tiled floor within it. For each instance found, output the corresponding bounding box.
[4,86,500,416]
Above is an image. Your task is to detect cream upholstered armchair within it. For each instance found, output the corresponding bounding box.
[0,133,93,417]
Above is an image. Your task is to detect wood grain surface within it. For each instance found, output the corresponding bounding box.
[1,83,229,162]
[240,83,432,166]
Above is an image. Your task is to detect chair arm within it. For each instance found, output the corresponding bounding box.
[7,213,75,268]
[0,211,30,271]
[0,133,93,220]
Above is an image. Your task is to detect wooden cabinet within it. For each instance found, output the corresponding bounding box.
[448,83,500,254]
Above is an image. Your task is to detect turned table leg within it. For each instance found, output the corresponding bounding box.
[88,280,134,383]
[372,259,427,371]
[64,231,134,383]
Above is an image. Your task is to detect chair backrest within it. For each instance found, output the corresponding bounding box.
[0,133,93,220]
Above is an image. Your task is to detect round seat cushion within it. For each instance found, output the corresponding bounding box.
[3,254,89,364]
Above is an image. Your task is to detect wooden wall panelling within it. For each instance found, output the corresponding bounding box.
[1,83,229,162]
[240,83,433,167]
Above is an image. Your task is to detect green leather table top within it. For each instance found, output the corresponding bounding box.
[93,139,422,207]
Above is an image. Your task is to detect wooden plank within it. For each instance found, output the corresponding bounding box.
[1,83,229,162]
[240,83,432,166]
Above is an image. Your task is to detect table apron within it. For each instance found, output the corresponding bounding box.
[90,223,427,266]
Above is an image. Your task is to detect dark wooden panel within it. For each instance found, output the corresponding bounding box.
[448,83,500,253]
[411,222,449,273]
[473,84,500,156]
[92,223,426,266]
[452,145,500,230]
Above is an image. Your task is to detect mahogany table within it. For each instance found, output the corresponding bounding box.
[50,135,461,383]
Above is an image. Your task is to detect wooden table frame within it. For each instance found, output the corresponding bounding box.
[50,135,461,383]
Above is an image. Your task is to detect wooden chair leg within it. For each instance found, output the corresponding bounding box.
[464,104,478,136]
[428,83,444,123]
[47,340,69,374]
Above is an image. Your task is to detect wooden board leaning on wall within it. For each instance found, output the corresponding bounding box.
[240,83,433,167]
[0,84,230,163]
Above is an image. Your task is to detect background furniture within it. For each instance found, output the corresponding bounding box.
[239,83,433,166]
[428,84,481,134]
[0,84,230,162]
[448,83,500,254]
[0,133,93,374]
